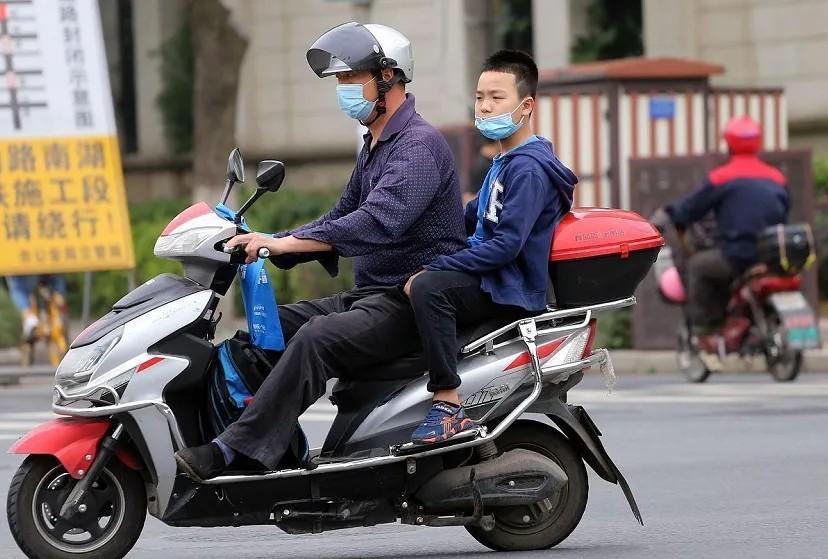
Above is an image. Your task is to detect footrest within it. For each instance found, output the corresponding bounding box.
[390,427,487,456]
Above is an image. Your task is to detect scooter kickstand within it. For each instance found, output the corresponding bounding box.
[469,468,496,532]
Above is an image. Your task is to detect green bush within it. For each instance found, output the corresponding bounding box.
[816,210,828,300]
[814,157,828,197]
[594,308,631,349]
[0,285,22,348]
[155,18,194,154]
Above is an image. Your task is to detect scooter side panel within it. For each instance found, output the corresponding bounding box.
[127,406,179,519]
[347,333,565,447]
[85,290,213,394]
[71,274,208,348]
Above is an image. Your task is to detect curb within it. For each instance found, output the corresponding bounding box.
[608,348,828,375]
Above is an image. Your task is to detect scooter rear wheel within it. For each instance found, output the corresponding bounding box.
[765,311,803,382]
[465,422,588,551]
[6,455,146,559]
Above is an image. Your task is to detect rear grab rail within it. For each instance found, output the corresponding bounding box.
[461,296,636,356]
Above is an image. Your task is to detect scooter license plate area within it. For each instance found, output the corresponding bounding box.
[768,292,822,350]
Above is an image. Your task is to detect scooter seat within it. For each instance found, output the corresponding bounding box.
[340,316,518,382]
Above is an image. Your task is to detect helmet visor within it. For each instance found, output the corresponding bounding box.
[306,22,384,78]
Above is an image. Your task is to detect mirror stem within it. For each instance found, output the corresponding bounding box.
[235,189,266,223]
[219,179,235,206]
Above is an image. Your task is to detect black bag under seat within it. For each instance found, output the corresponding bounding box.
[202,331,308,468]
[756,223,816,276]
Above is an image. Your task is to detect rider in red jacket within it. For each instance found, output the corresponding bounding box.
[665,116,789,353]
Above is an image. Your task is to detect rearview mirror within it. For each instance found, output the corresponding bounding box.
[226,148,245,183]
[255,160,285,192]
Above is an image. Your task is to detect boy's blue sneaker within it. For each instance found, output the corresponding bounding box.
[411,401,478,445]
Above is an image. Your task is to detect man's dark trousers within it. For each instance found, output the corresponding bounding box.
[685,248,737,329]
[218,286,420,469]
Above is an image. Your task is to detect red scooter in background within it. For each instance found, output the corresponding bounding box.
[652,212,820,383]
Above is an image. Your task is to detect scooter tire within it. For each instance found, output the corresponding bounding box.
[7,455,146,559]
[676,322,711,383]
[765,311,804,382]
[767,349,803,382]
[465,422,588,551]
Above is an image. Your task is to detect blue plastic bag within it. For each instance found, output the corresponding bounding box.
[214,203,285,351]
[239,259,285,351]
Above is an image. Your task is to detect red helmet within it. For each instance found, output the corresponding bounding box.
[723,116,762,154]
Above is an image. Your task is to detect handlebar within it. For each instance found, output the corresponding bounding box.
[221,243,270,260]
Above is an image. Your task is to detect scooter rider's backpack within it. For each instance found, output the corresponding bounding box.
[202,331,309,468]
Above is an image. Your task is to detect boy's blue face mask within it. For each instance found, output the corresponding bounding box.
[475,99,528,140]
[336,77,377,122]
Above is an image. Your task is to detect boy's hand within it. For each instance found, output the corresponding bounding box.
[404,270,426,297]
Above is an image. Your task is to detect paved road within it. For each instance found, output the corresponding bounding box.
[1,372,827,558]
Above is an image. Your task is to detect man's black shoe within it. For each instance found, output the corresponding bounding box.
[227,453,268,474]
[174,443,227,481]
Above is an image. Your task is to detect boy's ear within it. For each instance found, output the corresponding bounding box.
[523,96,536,117]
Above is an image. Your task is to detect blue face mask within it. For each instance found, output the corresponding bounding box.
[475,100,528,140]
[336,77,377,122]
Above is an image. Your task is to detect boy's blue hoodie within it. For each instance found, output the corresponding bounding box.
[426,136,577,311]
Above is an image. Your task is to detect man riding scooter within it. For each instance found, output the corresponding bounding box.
[175,22,467,481]
[662,116,789,368]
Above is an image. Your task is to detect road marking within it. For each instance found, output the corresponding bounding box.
[0,420,50,429]
[0,411,57,420]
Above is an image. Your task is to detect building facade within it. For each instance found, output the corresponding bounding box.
[100,0,585,200]
[644,0,828,154]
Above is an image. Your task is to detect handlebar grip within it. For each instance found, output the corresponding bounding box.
[258,247,270,259]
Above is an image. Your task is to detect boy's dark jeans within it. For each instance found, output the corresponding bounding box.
[409,271,527,393]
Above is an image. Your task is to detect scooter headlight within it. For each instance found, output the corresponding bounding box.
[154,227,221,257]
[55,327,124,385]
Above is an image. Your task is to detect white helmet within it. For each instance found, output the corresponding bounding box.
[307,22,414,83]
[364,24,414,83]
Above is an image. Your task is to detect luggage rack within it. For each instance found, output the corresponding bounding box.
[461,296,636,356]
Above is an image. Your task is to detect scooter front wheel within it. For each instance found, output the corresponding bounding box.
[677,321,711,383]
[7,455,146,559]
[465,422,588,551]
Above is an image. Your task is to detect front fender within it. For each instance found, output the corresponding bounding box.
[9,418,142,479]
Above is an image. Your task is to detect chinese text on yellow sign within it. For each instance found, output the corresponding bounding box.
[0,0,134,275]
[0,136,133,274]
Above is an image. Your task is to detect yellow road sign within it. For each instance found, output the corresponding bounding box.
[0,135,134,274]
[0,1,134,275]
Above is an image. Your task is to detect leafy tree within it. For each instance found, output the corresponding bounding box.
[156,17,193,154]
[571,0,643,63]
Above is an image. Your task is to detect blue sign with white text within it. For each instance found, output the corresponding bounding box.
[649,97,675,120]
